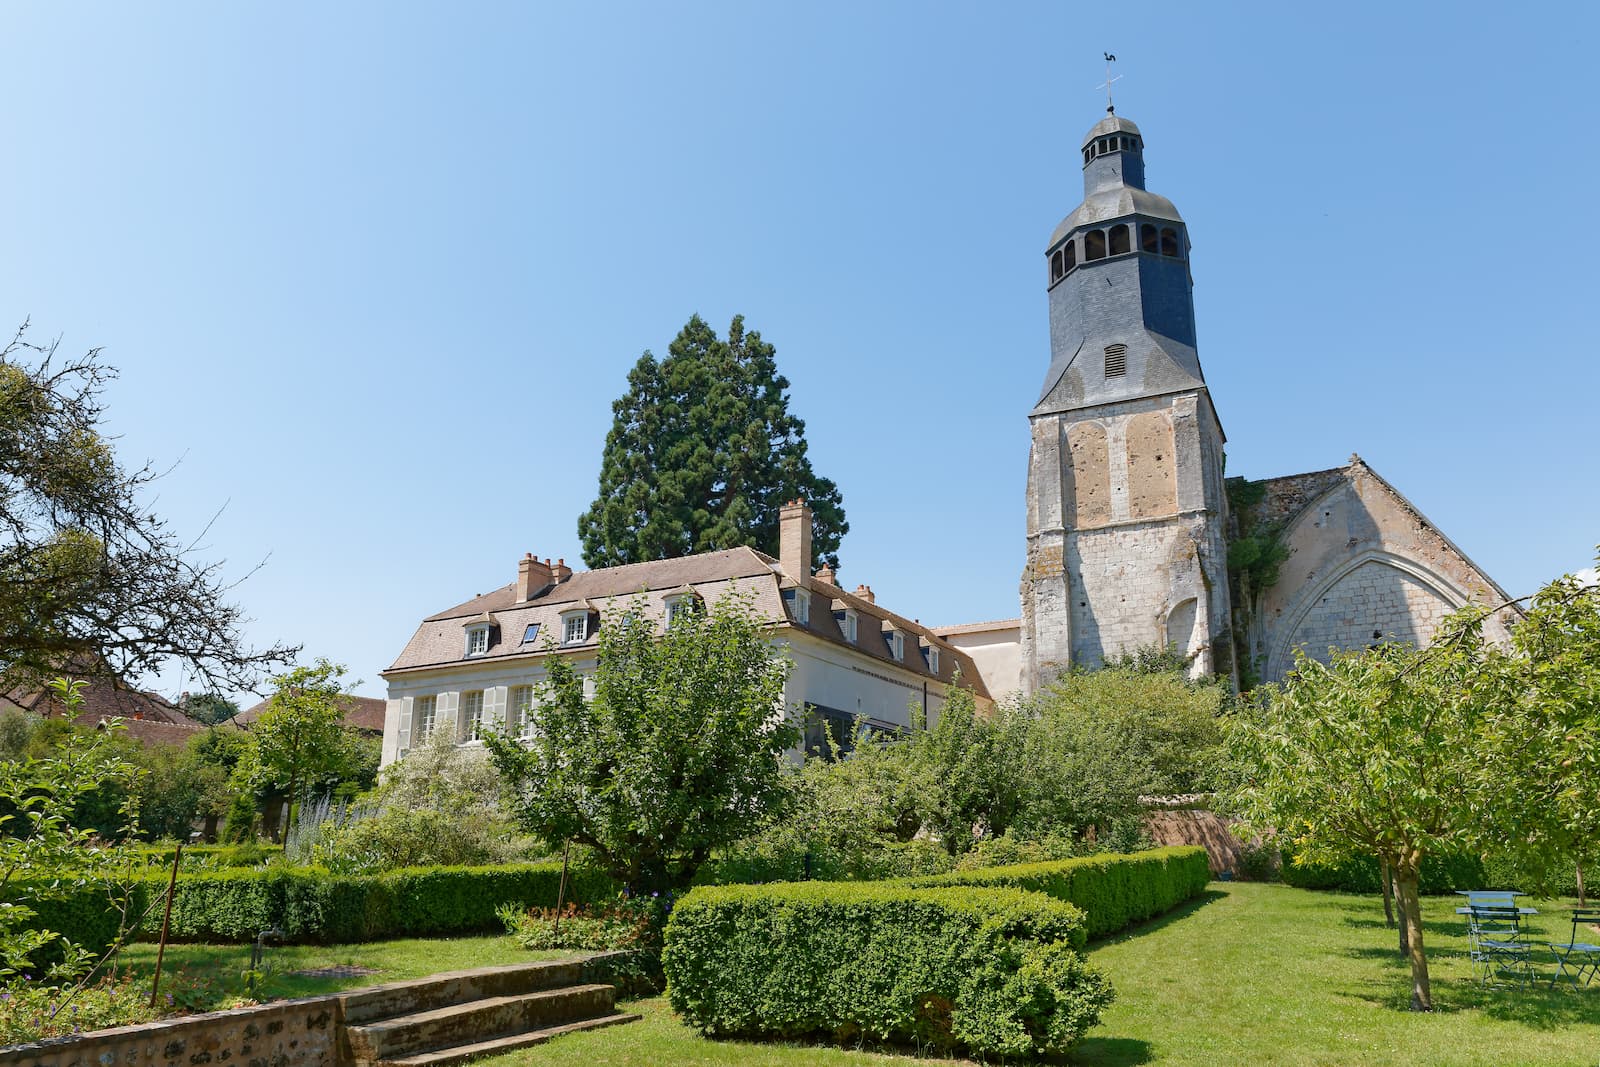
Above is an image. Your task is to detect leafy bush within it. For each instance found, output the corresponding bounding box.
[1235,840,1280,882]
[0,971,160,1044]
[954,832,1088,871]
[904,846,1210,940]
[698,836,955,885]
[134,843,282,869]
[662,882,1112,1058]
[497,896,655,951]
[1280,849,1486,895]
[75,862,620,944]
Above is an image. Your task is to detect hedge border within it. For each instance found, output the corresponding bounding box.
[902,846,1210,940]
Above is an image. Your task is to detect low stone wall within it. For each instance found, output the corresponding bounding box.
[1144,808,1243,875]
[0,996,340,1067]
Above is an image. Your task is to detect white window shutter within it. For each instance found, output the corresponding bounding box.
[485,686,506,730]
[396,697,413,754]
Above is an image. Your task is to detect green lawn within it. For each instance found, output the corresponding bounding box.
[115,935,574,1006]
[485,883,1600,1067]
[115,885,1600,1065]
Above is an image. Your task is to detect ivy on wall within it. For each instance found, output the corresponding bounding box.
[1224,476,1291,690]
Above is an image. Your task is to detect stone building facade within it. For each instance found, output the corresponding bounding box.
[1019,114,1232,694]
[956,112,1518,700]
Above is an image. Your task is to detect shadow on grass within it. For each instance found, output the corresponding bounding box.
[1061,1035,1155,1065]
[1087,891,1227,949]
[1338,966,1600,1025]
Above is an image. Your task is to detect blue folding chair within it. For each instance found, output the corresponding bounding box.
[1549,909,1600,990]
[1466,905,1534,987]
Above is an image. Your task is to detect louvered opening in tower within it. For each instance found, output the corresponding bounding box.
[1104,344,1128,378]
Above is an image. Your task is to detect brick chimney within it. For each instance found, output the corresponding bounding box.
[815,562,838,587]
[779,499,813,588]
[853,584,875,604]
[551,558,574,584]
[517,553,553,601]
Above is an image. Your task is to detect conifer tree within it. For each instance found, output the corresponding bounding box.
[578,314,847,570]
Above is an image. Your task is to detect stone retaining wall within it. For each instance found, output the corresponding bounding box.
[0,996,341,1067]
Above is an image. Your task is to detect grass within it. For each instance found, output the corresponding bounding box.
[481,883,1600,1066]
[114,935,574,1006]
[104,885,1600,1064]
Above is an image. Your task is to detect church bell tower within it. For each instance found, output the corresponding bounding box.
[1019,113,1234,692]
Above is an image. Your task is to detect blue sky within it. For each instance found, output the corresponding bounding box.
[4,3,1596,702]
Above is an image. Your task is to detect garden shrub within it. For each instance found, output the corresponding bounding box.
[1280,849,1486,894]
[135,843,282,869]
[497,898,655,951]
[904,846,1210,940]
[94,862,619,944]
[662,882,1112,1058]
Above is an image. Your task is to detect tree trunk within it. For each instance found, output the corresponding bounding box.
[1395,864,1433,1011]
[1390,863,1408,957]
[1379,855,1396,929]
[1577,860,1587,907]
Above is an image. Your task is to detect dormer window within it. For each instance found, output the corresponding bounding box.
[782,588,811,625]
[561,610,593,645]
[924,645,941,673]
[884,628,904,661]
[664,589,702,627]
[463,619,493,658]
[834,608,858,643]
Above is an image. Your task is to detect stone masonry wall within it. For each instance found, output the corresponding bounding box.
[0,997,339,1067]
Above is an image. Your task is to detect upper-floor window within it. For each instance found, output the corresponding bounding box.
[465,624,490,658]
[884,629,904,661]
[665,592,702,627]
[562,611,591,645]
[835,608,858,643]
[1085,230,1107,261]
[924,646,941,674]
[521,623,541,645]
[1160,227,1180,257]
[414,695,437,742]
[782,588,811,625]
[462,690,485,740]
[1051,247,1065,282]
[1141,223,1159,253]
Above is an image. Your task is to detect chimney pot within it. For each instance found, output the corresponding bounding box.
[551,558,574,584]
[854,583,876,604]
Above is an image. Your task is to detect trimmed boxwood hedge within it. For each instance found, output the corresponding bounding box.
[662,882,1113,1059]
[902,846,1210,940]
[132,862,620,943]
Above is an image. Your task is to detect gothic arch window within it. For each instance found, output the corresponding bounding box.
[1160,227,1181,257]
[1085,230,1107,261]
[1140,223,1158,253]
[1109,224,1130,255]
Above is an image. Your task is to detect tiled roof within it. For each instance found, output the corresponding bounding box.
[385,547,991,700]
[1,676,206,748]
[931,618,1021,637]
[236,694,388,735]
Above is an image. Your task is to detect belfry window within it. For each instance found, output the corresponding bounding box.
[1104,344,1128,378]
[1064,241,1076,270]
[1160,227,1181,257]
[1109,224,1130,255]
[1085,230,1106,261]
[1140,224,1158,253]
[1051,248,1065,281]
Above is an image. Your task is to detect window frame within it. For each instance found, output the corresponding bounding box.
[464,624,490,658]
[561,611,590,646]
[462,689,485,740]
[415,695,437,742]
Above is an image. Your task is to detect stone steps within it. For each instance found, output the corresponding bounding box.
[339,959,637,1067]
[375,1012,642,1067]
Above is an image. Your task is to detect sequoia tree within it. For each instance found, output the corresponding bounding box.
[577,314,847,571]
[0,322,295,691]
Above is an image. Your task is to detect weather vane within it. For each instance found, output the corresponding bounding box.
[1096,53,1121,114]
